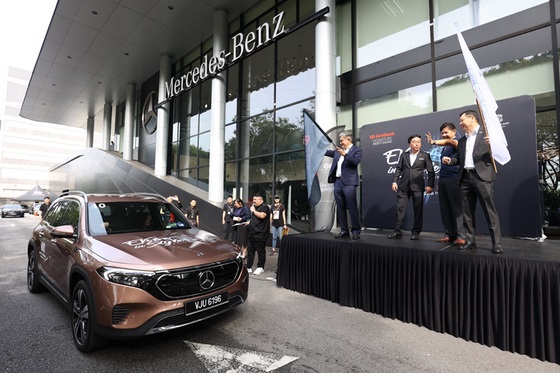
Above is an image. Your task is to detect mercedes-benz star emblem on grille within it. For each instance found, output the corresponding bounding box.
[198,270,216,290]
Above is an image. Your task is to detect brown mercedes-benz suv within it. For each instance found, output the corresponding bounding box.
[27,191,248,352]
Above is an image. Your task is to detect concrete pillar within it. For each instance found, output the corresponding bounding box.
[315,0,337,134]
[239,61,251,203]
[123,83,135,161]
[102,102,112,150]
[208,9,228,205]
[86,116,94,147]
[155,55,172,177]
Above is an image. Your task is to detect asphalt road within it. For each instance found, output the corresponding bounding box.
[1,215,559,373]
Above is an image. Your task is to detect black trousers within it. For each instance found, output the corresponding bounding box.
[460,170,502,245]
[395,189,424,235]
[247,238,266,269]
[438,178,464,239]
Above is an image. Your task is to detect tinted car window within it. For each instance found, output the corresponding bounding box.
[59,201,80,233]
[43,202,64,225]
[88,201,190,236]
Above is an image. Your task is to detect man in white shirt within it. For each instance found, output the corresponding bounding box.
[442,110,503,254]
[388,135,435,240]
[325,132,363,240]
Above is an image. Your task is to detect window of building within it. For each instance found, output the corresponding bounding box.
[276,24,315,109]
[433,0,548,41]
[357,80,433,127]
[242,44,275,118]
[356,0,430,67]
[336,1,352,75]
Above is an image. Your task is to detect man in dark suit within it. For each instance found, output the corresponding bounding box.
[388,134,435,240]
[326,131,362,240]
[442,110,503,254]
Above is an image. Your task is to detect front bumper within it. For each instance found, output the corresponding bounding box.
[91,267,249,339]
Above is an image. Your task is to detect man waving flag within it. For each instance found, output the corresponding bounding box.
[303,110,332,207]
[455,22,511,165]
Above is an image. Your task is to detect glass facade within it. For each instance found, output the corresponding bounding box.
[125,0,560,233]
[164,0,317,231]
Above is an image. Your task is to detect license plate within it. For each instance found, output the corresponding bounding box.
[185,292,229,316]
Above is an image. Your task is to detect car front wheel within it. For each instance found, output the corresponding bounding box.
[27,250,45,293]
[71,280,107,352]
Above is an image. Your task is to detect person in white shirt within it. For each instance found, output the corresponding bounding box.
[442,109,503,254]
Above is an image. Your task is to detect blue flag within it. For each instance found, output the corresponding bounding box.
[303,111,331,207]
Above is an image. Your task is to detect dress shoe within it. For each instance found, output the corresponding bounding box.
[387,232,402,239]
[453,238,466,246]
[334,232,350,239]
[459,241,476,251]
[435,237,450,242]
[352,234,360,240]
[410,234,419,240]
[492,243,504,254]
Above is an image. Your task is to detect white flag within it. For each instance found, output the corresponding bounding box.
[455,22,511,165]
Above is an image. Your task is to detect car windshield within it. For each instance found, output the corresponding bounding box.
[4,205,22,210]
[87,201,191,236]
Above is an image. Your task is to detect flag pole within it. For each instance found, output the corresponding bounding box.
[475,99,498,173]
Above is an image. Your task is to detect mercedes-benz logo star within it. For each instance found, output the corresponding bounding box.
[142,91,158,134]
[198,270,216,290]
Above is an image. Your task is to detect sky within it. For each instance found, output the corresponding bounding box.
[0,0,57,70]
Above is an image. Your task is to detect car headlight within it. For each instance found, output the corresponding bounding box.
[97,267,157,290]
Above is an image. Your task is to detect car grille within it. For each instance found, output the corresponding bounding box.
[154,259,240,300]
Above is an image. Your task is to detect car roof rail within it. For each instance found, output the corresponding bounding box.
[125,192,168,201]
[60,190,88,201]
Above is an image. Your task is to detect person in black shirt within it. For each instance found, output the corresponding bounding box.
[185,199,199,227]
[39,196,51,219]
[246,194,270,275]
[222,195,235,242]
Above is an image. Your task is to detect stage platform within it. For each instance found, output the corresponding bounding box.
[276,229,560,364]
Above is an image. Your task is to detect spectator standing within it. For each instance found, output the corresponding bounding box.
[232,198,251,258]
[185,199,199,227]
[269,195,287,255]
[222,195,235,242]
[39,196,51,218]
[246,194,271,275]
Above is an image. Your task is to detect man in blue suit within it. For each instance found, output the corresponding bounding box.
[326,131,362,240]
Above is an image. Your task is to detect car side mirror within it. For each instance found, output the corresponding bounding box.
[51,225,77,238]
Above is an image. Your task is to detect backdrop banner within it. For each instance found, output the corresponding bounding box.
[359,95,541,238]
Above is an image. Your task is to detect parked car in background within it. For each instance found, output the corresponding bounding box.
[27,191,248,352]
[32,203,41,216]
[1,204,25,218]
[20,204,31,214]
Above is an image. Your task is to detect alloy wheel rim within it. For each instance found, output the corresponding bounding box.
[72,289,89,345]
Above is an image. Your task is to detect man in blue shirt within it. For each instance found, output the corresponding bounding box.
[426,123,465,245]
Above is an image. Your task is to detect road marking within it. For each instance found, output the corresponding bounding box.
[185,341,298,373]
[3,255,26,261]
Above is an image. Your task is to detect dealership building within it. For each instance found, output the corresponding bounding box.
[21,0,558,233]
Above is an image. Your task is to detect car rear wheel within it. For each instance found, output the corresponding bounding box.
[71,280,107,352]
[27,250,45,293]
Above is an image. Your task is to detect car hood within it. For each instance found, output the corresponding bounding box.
[90,229,240,269]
